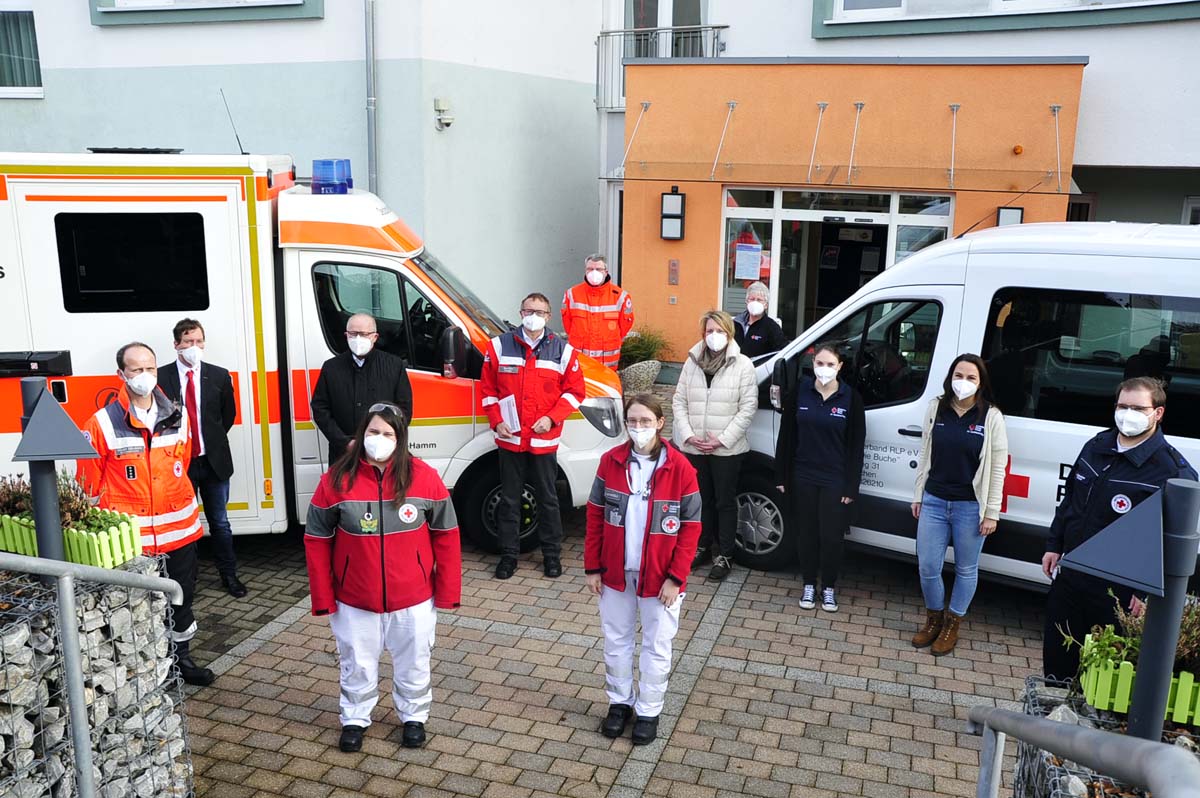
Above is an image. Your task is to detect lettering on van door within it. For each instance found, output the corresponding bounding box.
[861,442,920,490]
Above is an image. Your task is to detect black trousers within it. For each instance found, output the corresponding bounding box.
[496,449,562,560]
[1042,572,1129,681]
[162,541,199,654]
[791,479,851,589]
[687,453,745,559]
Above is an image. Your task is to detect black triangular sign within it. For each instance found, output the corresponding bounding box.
[12,388,100,462]
[1060,490,1164,597]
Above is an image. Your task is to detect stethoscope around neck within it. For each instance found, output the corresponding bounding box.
[626,451,660,499]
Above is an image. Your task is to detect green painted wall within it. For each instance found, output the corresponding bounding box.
[1073,166,1200,224]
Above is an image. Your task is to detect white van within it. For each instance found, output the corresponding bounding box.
[736,222,1200,587]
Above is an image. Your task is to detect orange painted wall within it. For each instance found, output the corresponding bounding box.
[619,62,1084,359]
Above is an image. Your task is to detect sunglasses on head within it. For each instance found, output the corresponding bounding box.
[368,402,404,416]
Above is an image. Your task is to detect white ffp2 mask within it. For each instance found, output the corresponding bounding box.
[705,332,728,352]
[629,427,657,450]
[178,346,202,368]
[951,379,978,401]
[746,301,765,317]
[1115,408,1152,437]
[522,314,547,333]
[814,366,837,386]
[124,372,157,397]
[348,336,374,357]
[363,434,396,461]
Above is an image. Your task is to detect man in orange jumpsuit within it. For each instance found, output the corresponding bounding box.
[561,255,634,370]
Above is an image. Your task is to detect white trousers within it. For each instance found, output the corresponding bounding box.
[328,599,436,727]
[598,570,682,718]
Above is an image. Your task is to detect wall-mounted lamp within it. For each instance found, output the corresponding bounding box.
[661,186,685,240]
[434,98,454,131]
[997,206,1024,226]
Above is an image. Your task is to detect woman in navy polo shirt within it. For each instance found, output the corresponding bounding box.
[775,342,865,613]
[910,354,1008,657]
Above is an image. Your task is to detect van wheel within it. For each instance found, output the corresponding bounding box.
[733,472,795,571]
[454,467,541,554]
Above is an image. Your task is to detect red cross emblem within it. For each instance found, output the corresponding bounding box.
[1111,494,1131,514]
[661,516,680,534]
[399,503,419,524]
[1001,456,1030,514]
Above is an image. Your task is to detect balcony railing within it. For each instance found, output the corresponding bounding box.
[596,24,728,111]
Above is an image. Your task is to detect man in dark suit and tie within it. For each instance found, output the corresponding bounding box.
[158,318,247,598]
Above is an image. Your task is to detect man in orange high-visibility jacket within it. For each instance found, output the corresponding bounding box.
[77,342,214,687]
[561,254,634,370]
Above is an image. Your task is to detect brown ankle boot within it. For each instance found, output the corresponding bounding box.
[931,611,963,657]
[911,609,944,648]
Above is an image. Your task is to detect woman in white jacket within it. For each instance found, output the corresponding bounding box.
[672,310,758,581]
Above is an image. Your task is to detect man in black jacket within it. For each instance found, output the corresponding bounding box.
[1041,376,1196,681]
[158,319,247,598]
[733,281,788,360]
[311,313,414,454]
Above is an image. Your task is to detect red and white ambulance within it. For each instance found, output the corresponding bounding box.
[0,152,625,551]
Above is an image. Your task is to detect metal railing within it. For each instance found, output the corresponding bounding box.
[595,24,728,111]
[969,705,1200,798]
[0,551,184,798]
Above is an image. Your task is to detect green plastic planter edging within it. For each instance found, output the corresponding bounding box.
[0,510,141,569]
[1081,634,1200,725]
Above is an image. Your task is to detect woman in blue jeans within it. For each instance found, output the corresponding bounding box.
[910,354,1008,656]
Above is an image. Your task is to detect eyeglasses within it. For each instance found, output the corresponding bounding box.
[1115,403,1155,413]
[346,331,377,339]
[625,419,658,429]
[368,402,404,416]
[519,309,550,319]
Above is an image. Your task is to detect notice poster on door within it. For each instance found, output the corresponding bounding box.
[734,243,762,280]
[820,245,840,270]
[860,247,881,273]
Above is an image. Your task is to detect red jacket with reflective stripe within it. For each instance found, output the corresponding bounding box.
[584,440,702,598]
[77,387,201,554]
[480,329,585,454]
[305,457,462,616]
[561,281,633,369]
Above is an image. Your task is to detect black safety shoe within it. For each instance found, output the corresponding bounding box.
[708,555,732,582]
[177,655,215,687]
[600,704,633,739]
[338,725,365,753]
[543,557,562,578]
[631,715,659,746]
[495,556,517,580]
[221,574,249,598]
[401,721,426,748]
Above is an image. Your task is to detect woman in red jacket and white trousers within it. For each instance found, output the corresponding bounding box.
[305,402,462,754]
[585,393,701,745]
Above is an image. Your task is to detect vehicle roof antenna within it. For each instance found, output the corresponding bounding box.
[955,178,1044,239]
[220,88,248,156]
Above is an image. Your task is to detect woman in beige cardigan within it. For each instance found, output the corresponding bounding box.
[910,354,1008,656]
[672,310,758,582]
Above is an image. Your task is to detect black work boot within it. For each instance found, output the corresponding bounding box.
[402,721,426,748]
[174,642,215,687]
[600,704,633,739]
[338,725,365,752]
[631,715,659,745]
[495,556,517,580]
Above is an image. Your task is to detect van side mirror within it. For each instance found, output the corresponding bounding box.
[441,326,467,379]
[770,357,792,411]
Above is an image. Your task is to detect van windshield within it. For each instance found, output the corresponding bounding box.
[412,250,508,338]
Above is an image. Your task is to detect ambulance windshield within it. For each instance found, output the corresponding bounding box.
[412,250,507,338]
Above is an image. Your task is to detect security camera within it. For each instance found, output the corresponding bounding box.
[434,98,453,131]
[435,114,455,130]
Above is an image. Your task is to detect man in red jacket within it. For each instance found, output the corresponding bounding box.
[561,255,634,371]
[481,292,585,580]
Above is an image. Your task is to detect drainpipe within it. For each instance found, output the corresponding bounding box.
[365,0,379,194]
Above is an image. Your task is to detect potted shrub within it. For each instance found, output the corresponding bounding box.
[618,327,669,393]
[1070,595,1200,725]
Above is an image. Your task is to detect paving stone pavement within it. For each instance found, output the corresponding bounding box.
[184,508,1043,798]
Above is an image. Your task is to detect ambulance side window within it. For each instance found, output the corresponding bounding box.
[55,213,209,313]
[798,299,942,409]
[982,287,1200,440]
[312,262,450,373]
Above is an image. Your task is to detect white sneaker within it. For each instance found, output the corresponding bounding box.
[799,584,816,610]
[821,587,839,612]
